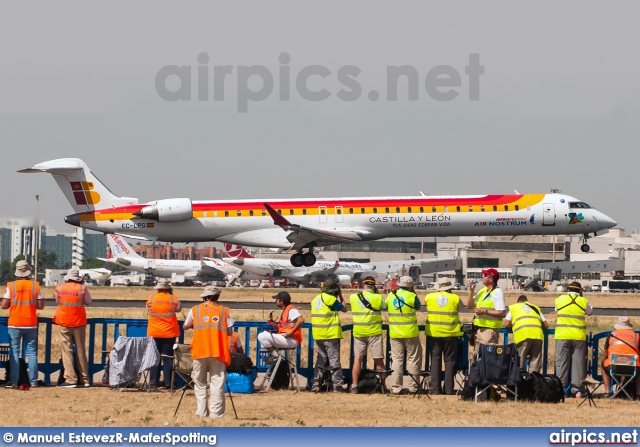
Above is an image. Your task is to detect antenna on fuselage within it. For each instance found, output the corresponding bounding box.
[419,191,427,196]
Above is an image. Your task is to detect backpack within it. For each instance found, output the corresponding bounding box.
[5,358,30,386]
[516,371,564,403]
[227,352,254,375]
[357,370,380,394]
[269,359,290,390]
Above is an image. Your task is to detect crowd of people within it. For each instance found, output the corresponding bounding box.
[2,261,639,419]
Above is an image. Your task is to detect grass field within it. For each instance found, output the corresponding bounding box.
[2,288,639,427]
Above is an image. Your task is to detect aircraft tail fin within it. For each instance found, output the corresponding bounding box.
[19,158,138,213]
[224,244,254,259]
[107,234,142,259]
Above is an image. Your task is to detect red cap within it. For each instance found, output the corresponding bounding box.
[481,268,500,282]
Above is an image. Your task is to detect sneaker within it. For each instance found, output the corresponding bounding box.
[5,383,18,390]
[575,392,583,399]
[392,388,410,395]
[82,383,91,388]
[601,393,612,399]
[264,353,280,365]
[148,385,157,391]
[310,386,320,393]
[30,382,41,388]
[333,387,348,393]
[57,382,78,388]
[350,385,359,394]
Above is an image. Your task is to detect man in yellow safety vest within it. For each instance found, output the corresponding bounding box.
[503,295,548,373]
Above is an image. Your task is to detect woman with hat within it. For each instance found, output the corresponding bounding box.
[601,317,640,398]
[1,260,45,389]
[145,278,181,391]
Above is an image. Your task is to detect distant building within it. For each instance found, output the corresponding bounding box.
[0,218,106,268]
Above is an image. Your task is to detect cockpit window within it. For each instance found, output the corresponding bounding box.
[569,202,593,209]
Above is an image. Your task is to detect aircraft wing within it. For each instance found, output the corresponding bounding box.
[199,260,227,276]
[98,257,132,266]
[263,203,362,250]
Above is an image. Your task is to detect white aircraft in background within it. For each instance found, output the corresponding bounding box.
[45,268,112,286]
[98,234,241,282]
[221,244,434,286]
[80,268,112,285]
[22,158,617,267]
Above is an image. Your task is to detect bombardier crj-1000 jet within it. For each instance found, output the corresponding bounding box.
[21,158,617,267]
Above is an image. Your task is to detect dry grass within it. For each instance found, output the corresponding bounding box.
[2,385,639,427]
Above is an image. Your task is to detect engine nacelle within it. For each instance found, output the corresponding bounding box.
[335,275,352,286]
[133,198,193,222]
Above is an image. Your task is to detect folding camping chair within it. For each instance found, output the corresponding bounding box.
[107,336,159,391]
[164,344,194,396]
[609,353,638,402]
[469,343,519,402]
[169,344,237,419]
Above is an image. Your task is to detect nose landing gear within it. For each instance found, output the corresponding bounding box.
[580,234,590,253]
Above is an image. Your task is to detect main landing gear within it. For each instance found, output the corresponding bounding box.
[580,234,590,253]
[290,249,317,267]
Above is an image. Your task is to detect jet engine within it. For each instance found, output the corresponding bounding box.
[133,198,193,222]
[335,275,352,286]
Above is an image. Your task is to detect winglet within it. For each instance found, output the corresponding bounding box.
[263,203,292,227]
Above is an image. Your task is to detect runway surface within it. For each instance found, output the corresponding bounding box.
[47,299,640,316]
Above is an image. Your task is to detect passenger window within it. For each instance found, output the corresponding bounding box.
[456,206,460,212]
[237,210,242,216]
[278,209,282,215]
[361,208,365,214]
[504,205,508,211]
[320,209,325,215]
[396,207,401,213]
[481,206,485,212]
[385,207,390,213]
[289,209,294,215]
[249,210,253,216]
[337,208,342,214]
[420,207,424,213]
[469,206,473,212]
[444,206,448,213]
[303,209,307,215]
[432,206,436,213]
[493,206,497,212]
[373,208,377,213]
[225,211,229,217]
[262,210,266,216]
[515,205,519,211]
[349,208,353,214]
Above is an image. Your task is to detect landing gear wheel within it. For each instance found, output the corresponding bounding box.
[581,244,590,253]
[290,253,304,267]
[302,253,317,267]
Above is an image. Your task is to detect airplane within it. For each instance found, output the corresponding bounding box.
[20,158,617,267]
[220,244,378,286]
[99,234,241,282]
[80,268,112,285]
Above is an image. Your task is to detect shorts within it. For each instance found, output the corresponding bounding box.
[353,335,383,358]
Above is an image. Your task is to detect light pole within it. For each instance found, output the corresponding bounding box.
[35,195,40,279]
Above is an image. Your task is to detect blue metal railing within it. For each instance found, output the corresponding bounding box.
[0,316,615,388]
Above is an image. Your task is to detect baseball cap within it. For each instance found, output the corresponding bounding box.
[272,291,291,301]
[481,268,500,282]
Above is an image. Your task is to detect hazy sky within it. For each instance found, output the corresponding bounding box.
[1,2,639,235]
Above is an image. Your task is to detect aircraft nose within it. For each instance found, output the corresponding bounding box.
[596,211,617,229]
